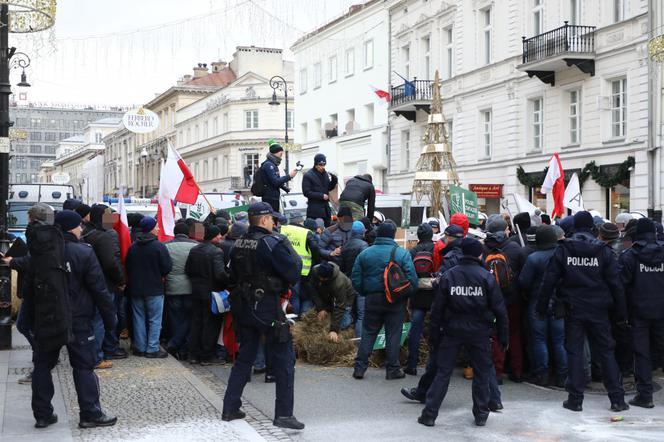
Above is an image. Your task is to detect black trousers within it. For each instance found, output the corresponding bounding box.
[262,197,281,213]
[188,298,221,361]
[32,328,103,421]
[631,316,664,400]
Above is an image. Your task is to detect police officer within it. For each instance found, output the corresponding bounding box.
[538,211,629,412]
[280,218,320,315]
[222,203,304,430]
[619,218,664,408]
[418,238,507,427]
[30,210,117,429]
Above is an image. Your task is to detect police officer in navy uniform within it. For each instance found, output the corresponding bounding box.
[222,203,304,430]
[418,238,508,428]
[538,211,629,412]
[619,218,664,408]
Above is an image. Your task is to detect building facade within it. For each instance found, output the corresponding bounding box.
[290,1,390,191]
[176,46,294,193]
[103,127,137,197]
[387,0,652,221]
[8,104,125,184]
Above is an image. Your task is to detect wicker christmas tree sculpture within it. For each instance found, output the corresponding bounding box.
[412,70,459,216]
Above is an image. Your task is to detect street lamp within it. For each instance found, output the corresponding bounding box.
[140,147,148,198]
[268,75,290,172]
[10,52,31,88]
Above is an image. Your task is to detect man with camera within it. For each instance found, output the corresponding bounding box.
[257,143,300,213]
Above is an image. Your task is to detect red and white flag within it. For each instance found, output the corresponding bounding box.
[157,142,200,241]
[370,85,390,105]
[113,190,132,264]
[541,153,565,219]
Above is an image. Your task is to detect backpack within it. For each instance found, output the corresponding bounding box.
[412,250,435,290]
[250,166,266,196]
[27,224,72,351]
[384,246,413,303]
[485,249,514,292]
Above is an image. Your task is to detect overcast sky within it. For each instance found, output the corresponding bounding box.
[9,0,359,106]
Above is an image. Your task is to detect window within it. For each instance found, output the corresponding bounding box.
[444,27,454,79]
[446,120,453,152]
[186,128,191,144]
[203,121,209,139]
[364,103,374,128]
[313,62,322,89]
[611,78,627,138]
[422,35,431,79]
[30,145,43,154]
[401,130,410,171]
[95,132,103,144]
[345,48,355,76]
[570,0,580,24]
[569,90,581,144]
[299,68,308,94]
[482,110,492,158]
[213,116,219,135]
[244,154,260,186]
[364,39,374,69]
[402,45,410,78]
[203,160,209,180]
[30,132,42,141]
[222,155,229,176]
[44,132,57,142]
[286,110,294,129]
[212,158,219,176]
[223,113,229,132]
[482,8,492,65]
[531,98,543,151]
[301,122,308,142]
[614,0,625,23]
[328,55,337,83]
[533,0,544,35]
[245,110,259,129]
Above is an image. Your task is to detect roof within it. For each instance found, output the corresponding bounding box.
[186,69,237,87]
[61,134,85,143]
[91,117,122,125]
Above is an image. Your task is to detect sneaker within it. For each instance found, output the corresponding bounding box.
[404,367,417,376]
[105,349,128,360]
[131,349,145,357]
[265,374,276,383]
[145,349,168,359]
[273,416,305,430]
[610,402,629,412]
[94,360,113,370]
[463,367,474,380]
[79,414,117,429]
[35,413,58,429]
[222,409,246,422]
[18,370,33,384]
[417,414,435,427]
[629,396,654,409]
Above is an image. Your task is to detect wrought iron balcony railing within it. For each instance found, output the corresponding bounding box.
[390,79,432,108]
[522,22,596,64]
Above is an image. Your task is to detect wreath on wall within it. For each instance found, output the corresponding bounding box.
[517,156,634,189]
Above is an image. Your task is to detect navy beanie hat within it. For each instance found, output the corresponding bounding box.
[461,238,483,258]
[314,153,326,165]
[140,217,157,233]
[55,210,82,232]
[573,211,594,230]
[317,262,334,279]
[376,220,397,238]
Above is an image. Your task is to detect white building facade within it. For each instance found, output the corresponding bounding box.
[387,0,653,221]
[290,0,390,192]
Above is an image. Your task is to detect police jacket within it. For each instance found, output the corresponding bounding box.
[62,232,116,333]
[319,222,353,264]
[81,225,124,293]
[340,232,368,277]
[260,155,290,201]
[125,233,173,297]
[409,238,436,310]
[164,234,198,295]
[619,233,664,319]
[302,168,337,220]
[185,241,228,300]
[351,237,418,298]
[429,256,508,344]
[339,174,376,220]
[310,262,355,332]
[484,232,524,305]
[537,230,626,320]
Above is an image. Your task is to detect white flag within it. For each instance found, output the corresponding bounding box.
[438,211,448,230]
[563,172,584,213]
[513,193,538,216]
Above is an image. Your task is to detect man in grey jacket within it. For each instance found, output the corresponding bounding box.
[164,222,199,360]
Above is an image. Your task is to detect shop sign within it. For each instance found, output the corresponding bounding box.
[51,172,71,185]
[469,184,503,199]
[122,107,160,134]
[449,185,479,224]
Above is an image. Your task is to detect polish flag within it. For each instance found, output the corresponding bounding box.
[113,190,132,264]
[370,85,390,105]
[541,153,565,219]
[157,142,200,241]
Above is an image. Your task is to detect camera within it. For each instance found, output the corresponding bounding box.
[295,161,304,171]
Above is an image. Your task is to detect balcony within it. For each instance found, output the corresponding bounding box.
[390,79,433,122]
[518,22,596,86]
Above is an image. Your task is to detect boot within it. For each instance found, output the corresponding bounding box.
[628,395,654,409]
[273,416,305,430]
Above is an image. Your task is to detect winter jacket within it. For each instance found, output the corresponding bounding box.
[302,168,337,221]
[126,233,173,297]
[185,241,228,300]
[484,232,525,305]
[219,238,235,266]
[537,230,626,320]
[309,262,355,332]
[319,222,353,265]
[432,237,464,272]
[340,232,368,277]
[619,233,664,319]
[339,174,376,220]
[518,247,557,308]
[438,240,464,275]
[164,234,198,295]
[606,238,625,258]
[81,225,124,293]
[351,237,418,298]
[260,156,291,201]
[429,256,508,346]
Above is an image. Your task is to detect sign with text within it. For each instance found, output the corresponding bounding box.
[449,185,479,225]
[469,184,503,199]
[122,107,160,134]
[373,322,411,350]
[51,172,71,185]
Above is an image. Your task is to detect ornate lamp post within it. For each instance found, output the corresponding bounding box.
[268,75,290,172]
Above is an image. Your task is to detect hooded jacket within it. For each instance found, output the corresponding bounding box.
[339,174,376,219]
[340,231,368,277]
[619,233,664,319]
[310,262,355,332]
[164,234,198,295]
[126,233,173,297]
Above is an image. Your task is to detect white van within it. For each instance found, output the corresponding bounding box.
[8,184,75,240]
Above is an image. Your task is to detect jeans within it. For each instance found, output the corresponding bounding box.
[131,295,165,354]
[355,295,366,338]
[165,296,192,355]
[340,306,353,330]
[17,298,35,349]
[93,291,122,361]
[528,301,567,377]
[354,294,406,374]
[407,308,426,370]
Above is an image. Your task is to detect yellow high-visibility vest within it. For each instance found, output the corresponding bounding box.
[281,225,313,276]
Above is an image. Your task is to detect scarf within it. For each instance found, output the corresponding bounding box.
[267,152,282,166]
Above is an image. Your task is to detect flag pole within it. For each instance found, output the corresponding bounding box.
[198,189,215,214]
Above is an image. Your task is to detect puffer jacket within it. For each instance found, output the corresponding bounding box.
[340,232,368,277]
[309,262,355,332]
[319,222,353,265]
[185,241,228,300]
[164,234,198,295]
[339,174,376,220]
[81,225,124,293]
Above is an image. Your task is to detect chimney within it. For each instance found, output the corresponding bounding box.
[182,74,193,84]
[210,61,227,73]
[193,63,209,78]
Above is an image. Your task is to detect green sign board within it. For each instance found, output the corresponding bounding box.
[225,204,250,216]
[373,322,411,351]
[449,185,479,224]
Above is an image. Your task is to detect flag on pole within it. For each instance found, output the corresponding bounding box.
[513,193,539,216]
[541,153,565,218]
[157,142,200,241]
[438,211,448,230]
[370,85,390,105]
[113,190,132,264]
[563,172,584,214]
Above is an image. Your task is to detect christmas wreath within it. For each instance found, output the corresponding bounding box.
[517,156,634,189]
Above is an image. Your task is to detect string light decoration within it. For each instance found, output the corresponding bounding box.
[0,0,56,33]
[648,34,664,63]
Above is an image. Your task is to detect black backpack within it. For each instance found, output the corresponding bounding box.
[27,224,72,351]
[250,166,266,196]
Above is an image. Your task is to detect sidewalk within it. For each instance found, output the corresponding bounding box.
[0,328,267,442]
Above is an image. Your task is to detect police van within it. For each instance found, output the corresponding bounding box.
[8,183,76,241]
